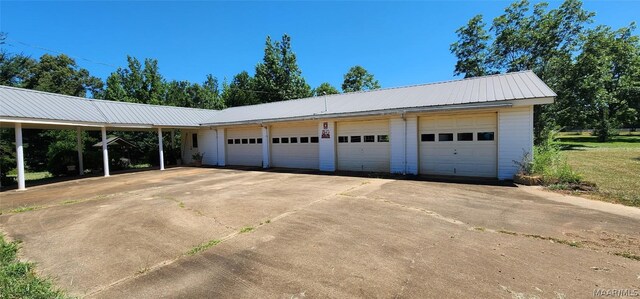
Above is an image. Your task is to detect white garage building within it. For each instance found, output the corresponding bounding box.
[1,71,555,190]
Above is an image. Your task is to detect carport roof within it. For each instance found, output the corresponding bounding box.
[0,85,219,127]
[201,70,556,125]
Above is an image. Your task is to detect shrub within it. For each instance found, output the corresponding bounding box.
[46,150,77,176]
[517,130,582,184]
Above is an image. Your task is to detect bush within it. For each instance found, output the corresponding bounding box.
[46,150,77,177]
[518,130,582,184]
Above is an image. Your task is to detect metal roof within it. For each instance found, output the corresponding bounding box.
[0,85,219,127]
[201,70,556,125]
[0,86,108,123]
[1,71,555,128]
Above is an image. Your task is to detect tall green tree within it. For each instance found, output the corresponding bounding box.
[23,54,103,97]
[0,51,34,87]
[221,71,259,107]
[451,0,606,142]
[254,34,312,103]
[450,15,492,78]
[313,82,339,96]
[342,65,380,92]
[104,56,165,104]
[573,24,640,141]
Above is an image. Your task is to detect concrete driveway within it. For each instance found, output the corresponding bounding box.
[1,167,639,298]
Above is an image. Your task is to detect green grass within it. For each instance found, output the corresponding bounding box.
[614,251,640,261]
[0,234,68,298]
[239,226,254,233]
[187,239,221,255]
[10,206,42,213]
[557,133,640,207]
[6,171,53,181]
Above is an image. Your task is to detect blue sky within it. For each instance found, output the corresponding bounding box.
[1,1,638,91]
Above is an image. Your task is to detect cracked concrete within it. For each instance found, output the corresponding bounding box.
[0,167,638,298]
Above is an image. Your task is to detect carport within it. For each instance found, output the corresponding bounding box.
[0,86,218,190]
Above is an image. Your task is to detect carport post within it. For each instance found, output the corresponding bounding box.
[15,123,26,190]
[158,128,165,170]
[76,128,84,175]
[101,127,110,177]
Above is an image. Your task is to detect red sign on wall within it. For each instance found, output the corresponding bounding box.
[323,122,328,129]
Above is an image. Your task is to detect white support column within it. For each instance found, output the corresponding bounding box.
[216,128,226,166]
[101,127,110,177]
[318,121,336,171]
[158,128,165,171]
[15,123,26,190]
[261,126,270,168]
[76,128,84,176]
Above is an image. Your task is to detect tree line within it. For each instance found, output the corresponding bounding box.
[450,0,640,141]
[1,33,380,109]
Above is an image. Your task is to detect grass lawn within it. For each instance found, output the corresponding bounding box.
[6,171,53,181]
[557,132,640,207]
[0,234,68,298]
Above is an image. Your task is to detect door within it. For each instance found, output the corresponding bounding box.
[419,113,497,177]
[271,122,319,169]
[226,127,263,167]
[337,120,390,172]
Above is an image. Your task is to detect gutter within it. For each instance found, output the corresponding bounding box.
[200,102,514,127]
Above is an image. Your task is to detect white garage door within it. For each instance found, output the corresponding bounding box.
[337,120,390,172]
[271,123,319,169]
[226,127,263,167]
[419,113,497,177]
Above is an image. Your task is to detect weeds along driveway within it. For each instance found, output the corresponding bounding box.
[0,167,639,298]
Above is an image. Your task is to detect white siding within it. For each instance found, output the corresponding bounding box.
[226,126,263,167]
[318,121,336,171]
[271,122,319,169]
[182,129,217,165]
[390,117,419,174]
[216,128,226,166]
[181,129,198,164]
[199,128,218,165]
[498,106,534,180]
[337,120,390,172]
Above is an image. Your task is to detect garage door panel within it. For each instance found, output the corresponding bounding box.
[337,120,390,172]
[419,113,497,178]
[226,127,263,167]
[271,123,319,169]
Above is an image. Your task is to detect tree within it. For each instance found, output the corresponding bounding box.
[313,82,339,96]
[104,56,165,104]
[451,0,600,143]
[0,51,34,87]
[221,71,259,107]
[342,65,380,92]
[254,34,312,103]
[23,54,103,97]
[573,24,640,141]
[450,15,492,77]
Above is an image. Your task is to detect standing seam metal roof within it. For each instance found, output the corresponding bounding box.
[0,86,219,126]
[200,70,555,125]
[0,71,555,127]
